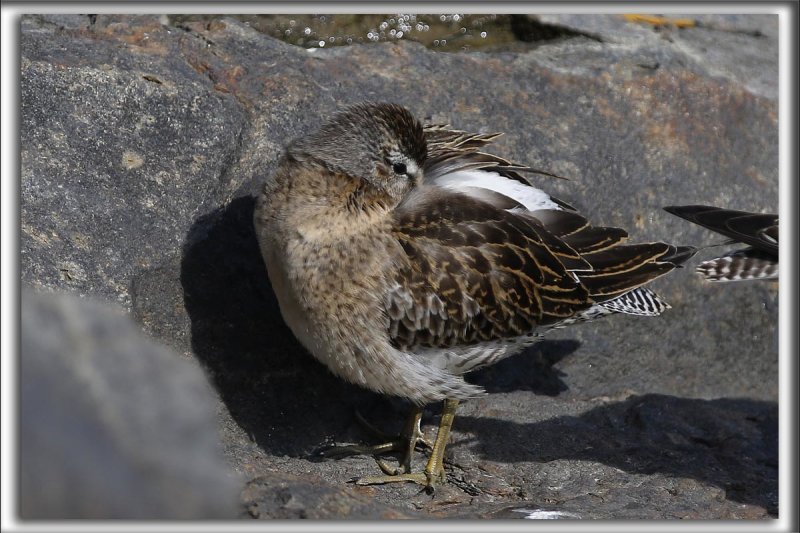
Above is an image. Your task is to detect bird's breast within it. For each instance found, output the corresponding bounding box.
[261,230,398,371]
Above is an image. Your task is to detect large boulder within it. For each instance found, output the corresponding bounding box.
[20,290,240,518]
[20,14,778,518]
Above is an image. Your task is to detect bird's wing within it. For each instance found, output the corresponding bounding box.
[423,125,575,209]
[663,205,778,256]
[388,188,690,351]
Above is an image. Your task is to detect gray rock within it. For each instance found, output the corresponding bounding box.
[240,472,425,519]
[20,14,778,519]
[536,14,778,100]
[21,14,247,307]
[20,290,239,518]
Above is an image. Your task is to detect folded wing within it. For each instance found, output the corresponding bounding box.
[389,188,693,351]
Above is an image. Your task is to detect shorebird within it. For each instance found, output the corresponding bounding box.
[664,205,778,281]
[254,102,695,490]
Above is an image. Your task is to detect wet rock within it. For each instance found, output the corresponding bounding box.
[21,13,778,519]
[20,290,239,519]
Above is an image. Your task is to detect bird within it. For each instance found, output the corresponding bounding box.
[663,205,778,282]
[254,102,696,491]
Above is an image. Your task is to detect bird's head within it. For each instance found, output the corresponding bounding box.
[288,102,427,208]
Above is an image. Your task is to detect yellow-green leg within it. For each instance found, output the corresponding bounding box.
[356,399,460,491]
[320,404,432,475]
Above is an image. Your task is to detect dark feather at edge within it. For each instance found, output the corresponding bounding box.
[664,205,778,256]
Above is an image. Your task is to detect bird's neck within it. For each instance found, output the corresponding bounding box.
[279,163,395,244]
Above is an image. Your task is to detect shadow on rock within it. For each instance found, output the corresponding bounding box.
[457,394,778,514]
[180,195,388,457]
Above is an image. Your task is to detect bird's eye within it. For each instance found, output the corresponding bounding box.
[392,162,407,175]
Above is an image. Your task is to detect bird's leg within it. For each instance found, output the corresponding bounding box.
[355,408,434,455]
[355,399,460,491]
[319,404,432,475]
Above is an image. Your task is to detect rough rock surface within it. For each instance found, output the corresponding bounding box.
[20,290,240,519]
[20,14,779,519]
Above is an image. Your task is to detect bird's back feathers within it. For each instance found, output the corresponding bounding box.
[386,127,696,353]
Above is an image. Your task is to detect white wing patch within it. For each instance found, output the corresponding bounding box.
[433,169,562,211]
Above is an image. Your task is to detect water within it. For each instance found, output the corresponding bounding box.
[170,14,548,52]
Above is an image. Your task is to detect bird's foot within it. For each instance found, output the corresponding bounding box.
[353,468,446,494]
[352,409,434,451]
[318,441,408,476]
[322,399,459,491]
[350,399,459,494]
[318,407,431,475]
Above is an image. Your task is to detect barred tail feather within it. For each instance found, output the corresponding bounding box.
[697,252,779,282]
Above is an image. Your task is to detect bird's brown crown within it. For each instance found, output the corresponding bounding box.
[287,103,427,207]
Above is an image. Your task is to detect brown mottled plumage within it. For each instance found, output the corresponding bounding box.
[254,102,695,490]
[664,205,778,281]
